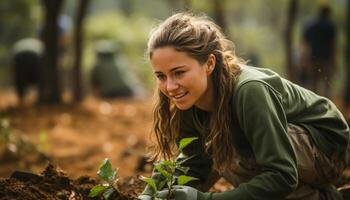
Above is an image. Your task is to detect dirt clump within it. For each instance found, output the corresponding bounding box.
[0,164,143,200]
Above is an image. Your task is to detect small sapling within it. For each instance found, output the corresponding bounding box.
[89,158,119,199]
[140,137,199,199]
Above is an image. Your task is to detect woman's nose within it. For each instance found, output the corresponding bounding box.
[166,78,179,92]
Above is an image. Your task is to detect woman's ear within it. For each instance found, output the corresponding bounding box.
[206,54,216,75]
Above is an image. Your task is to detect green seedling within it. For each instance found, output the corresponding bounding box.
[140,137,199,200]
[37,130,49,154]
[0,118,12,145]
[0,118,48,159]
[89,158,119,199]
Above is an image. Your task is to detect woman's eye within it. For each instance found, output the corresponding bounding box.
[156,74,166,81]
[174,71,185,77]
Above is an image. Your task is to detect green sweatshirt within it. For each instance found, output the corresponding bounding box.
[180,66,349,200]
[144,65,349,199]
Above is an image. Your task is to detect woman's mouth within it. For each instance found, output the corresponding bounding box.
[172,92,188,100]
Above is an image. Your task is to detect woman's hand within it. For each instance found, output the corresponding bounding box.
[157,185,198,200]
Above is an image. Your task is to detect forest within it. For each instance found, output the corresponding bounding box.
[0,0,350,199]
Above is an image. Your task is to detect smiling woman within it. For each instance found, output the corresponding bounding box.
[138,12,349,200]
[151,46,215,111]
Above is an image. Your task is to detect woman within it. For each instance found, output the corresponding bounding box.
[138,13,349,200]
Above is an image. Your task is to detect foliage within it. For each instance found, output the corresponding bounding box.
[0,0,40,66]
[0,0,348,95]
[37,130,49,154]
[0,118,48,156]
[0,118,11,144]
[140,137,199,200]
[89,158,119,199]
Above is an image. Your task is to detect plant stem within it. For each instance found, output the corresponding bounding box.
[108,180,118,192]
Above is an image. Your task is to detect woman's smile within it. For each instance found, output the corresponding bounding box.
[171,91,189,101]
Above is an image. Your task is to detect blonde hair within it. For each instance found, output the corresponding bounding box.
[148,13,243,172]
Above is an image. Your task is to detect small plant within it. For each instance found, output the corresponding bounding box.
[89,158,119,199]
[0,118,12,145]
[37,130,49,154]
[140,137,199,200]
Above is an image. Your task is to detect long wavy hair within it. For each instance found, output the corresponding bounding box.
[147,13,243,172]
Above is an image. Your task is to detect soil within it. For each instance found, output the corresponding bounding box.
[1,89,350,199]
[0,164,143,200]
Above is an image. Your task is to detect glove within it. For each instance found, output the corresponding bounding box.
[156,185,197,200]
[136,194,152,200]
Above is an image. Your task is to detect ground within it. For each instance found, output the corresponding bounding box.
[1,88,350,199]
[0,89,154,179]
[0,89,231,199]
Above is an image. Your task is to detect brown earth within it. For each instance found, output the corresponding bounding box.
[0,164,143,200]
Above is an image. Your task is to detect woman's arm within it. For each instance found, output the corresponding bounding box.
[210,81,298,200]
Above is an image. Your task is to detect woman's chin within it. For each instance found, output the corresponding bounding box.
[174,102,192,110]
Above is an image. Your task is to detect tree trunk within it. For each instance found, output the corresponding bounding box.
[284,0,298,82]
[344,0,350,106]
[167,0,181,11]
[72,0,90,102]
[40,0,64,104]
[183,0,191,10]
[213,0,229,36]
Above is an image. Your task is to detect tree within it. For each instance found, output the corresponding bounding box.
[167,0,182,11]
[183,0,192,10]
[40,0,64,104]
[72,0,90,102]
[284,0,298,82]
[344,0,350,106]
[0,0,38,69]
[212,0,229,35]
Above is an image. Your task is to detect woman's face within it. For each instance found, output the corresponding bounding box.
[150,46,215,111]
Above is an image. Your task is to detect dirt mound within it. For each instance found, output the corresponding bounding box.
[0,164,144,200]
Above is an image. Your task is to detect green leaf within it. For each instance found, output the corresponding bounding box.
[140,176,157,191]
[103,187,115,199]
[178,137,198,151]
[155,165,171,179]
[162,160,176,167]
[177,155,195,165]
[177,175,199,185]
[175,166,190,174]
[88,185,111,197]
[158,179,167,191]
[98,158,117,181]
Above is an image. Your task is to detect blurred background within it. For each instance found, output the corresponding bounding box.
[0,0,349,103]
[0,0,350,185]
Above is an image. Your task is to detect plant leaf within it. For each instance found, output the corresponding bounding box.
[162,160,176,167]
[175,166,190,174]
[178,137,198,151]
[177,175,199,185]
[140,176,157,191]
[177,155,195,165]
[158,179,167,191]
[98,158,117,182]
[103,187,115,200]
[88,185,110,197]
[155,164,171,179]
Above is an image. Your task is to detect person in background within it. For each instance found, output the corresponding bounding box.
[137,13,349,200]
[90,40,140,98]
[301,4,337,98]
[11,38,43,103]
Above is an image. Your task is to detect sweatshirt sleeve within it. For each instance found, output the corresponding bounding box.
[204,81,298,200]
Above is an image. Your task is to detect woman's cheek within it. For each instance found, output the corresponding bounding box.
[158,83,168,96]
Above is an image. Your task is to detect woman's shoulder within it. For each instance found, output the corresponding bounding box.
[234,64,286,97]
[236,64,279,85]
